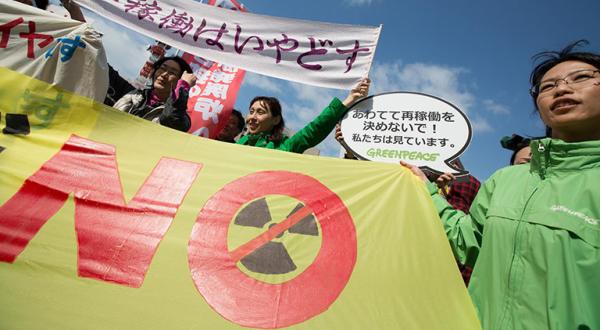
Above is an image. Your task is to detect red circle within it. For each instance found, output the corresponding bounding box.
[188,171,357,328]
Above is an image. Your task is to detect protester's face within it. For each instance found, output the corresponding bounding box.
[536,61,600,138]
[513,146,531,165]
[246,101,280,134]
[153,60,182,92]
[216,114,242,142]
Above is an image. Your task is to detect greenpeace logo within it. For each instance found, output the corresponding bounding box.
[550,205,599,226]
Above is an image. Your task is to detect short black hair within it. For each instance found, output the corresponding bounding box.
[231,109,245,132]
[152,56,192,77]
[34,0,49,10]
[500,134,544,165]
[529,40,600,103]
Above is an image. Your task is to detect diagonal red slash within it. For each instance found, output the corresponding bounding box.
[229,205,313,262]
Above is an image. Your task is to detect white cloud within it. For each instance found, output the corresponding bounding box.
[368,60,512,136]
[470,116,494,133]
[289,82,340,110]
[482,99,510,115]
[282,103,319,127]
[243,73,283,93]
[281,82,340,130]
[344,0,375,6]
[371,61,475,113]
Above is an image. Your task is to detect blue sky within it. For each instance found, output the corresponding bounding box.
[51,0,600,180]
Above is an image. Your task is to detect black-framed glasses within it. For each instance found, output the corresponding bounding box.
[530,69,600,97]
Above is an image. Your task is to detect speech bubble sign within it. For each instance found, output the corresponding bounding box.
[340,92,472,175]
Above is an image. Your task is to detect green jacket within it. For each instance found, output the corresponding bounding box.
[428,138,600,330]
[236,97,346,154]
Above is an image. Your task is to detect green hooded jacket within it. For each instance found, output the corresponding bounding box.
[236,97,346,153]
[427,138,600,329]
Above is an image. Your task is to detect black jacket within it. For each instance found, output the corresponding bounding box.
[113,86,191,132]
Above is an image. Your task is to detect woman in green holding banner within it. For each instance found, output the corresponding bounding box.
[403,40,600,329]
[237,78,370,154]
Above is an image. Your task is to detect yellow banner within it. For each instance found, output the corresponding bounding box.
[0,68,480,329]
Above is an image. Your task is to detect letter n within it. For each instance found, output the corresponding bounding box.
[0,135,202,287]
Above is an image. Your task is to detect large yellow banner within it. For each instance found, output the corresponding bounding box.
[0,68,480,329]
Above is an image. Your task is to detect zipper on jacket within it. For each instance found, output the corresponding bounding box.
[498,182,541,329]
[537,142,546,179]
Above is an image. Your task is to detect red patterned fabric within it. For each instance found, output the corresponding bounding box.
[445,174,481,286]
[446,175,481,214]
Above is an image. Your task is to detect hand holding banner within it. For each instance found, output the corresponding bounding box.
[0,1,108,102]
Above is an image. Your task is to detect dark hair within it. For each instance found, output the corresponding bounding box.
[231,109,245,132]
[249,96,285,143]
[34,0,49,9]
[501,134,536,165]
[530,40,600,104]
[152,56,192,78]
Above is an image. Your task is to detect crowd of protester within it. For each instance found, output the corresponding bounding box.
[10,1,600,329]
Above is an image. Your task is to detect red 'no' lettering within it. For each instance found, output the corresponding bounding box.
[0,135,202,287]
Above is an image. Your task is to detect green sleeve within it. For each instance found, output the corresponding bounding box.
[281,97,347,153]
[236,135,248,145]
[427,177,494,267]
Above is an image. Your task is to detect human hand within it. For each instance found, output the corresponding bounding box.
[342,77,370,107]
[435,172,456,190]
[399,161,429,183]
[335,123,344,142]
[61,0,86,22]
[335,124,356,159]
[180,72,197,86]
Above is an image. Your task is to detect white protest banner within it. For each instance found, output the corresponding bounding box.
[0,2,109,103]
[74,0,381,90]
[340,92,472,174]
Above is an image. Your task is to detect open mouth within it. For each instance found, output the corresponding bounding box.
[551,99,579,112]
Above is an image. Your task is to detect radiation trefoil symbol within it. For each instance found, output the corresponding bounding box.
[234,197,319,276]
[188,171,357,329]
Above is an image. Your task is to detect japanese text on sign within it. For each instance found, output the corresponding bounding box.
[75,0,381,89]
[340,92,472,174]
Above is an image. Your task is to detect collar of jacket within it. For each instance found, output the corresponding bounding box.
[238,131,274,147]
[530,138,600,178]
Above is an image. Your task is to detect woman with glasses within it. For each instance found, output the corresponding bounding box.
[402,40,600,329]
[113,56,196,132]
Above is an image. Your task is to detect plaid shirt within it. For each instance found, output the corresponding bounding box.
[445,174,481,285]
[445,174,481,213]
